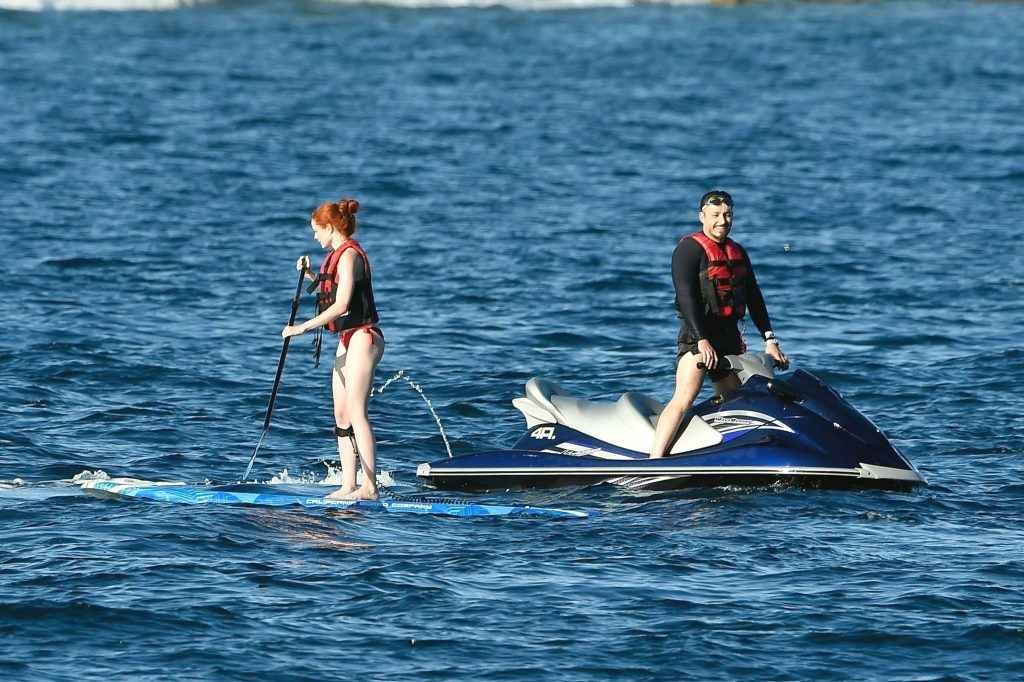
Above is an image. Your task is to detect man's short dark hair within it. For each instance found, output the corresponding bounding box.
[699,190,734,210]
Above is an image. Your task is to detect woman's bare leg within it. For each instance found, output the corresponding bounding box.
[331,341,357,494]
[330,331,384,500]
[649,352,706,458]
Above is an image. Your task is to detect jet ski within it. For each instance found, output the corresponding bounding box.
[417,353,925,492]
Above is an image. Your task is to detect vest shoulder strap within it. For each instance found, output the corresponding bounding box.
[689,231,743,260]
[331,241,370,276]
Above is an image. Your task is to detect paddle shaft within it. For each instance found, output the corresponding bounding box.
[243,264,307,480]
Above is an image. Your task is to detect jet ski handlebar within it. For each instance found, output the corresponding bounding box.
[696,353,778,381]
[697,356,773,372]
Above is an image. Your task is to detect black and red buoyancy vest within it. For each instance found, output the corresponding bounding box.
[311,240,379,334]
[689,231,748,319]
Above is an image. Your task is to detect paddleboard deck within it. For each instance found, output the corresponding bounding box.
[80,480,590,519]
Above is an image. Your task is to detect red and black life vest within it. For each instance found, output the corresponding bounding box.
[309,239,379,334]
[690,231,748,319]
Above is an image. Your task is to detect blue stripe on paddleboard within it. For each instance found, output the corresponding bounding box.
[80,481,590,519]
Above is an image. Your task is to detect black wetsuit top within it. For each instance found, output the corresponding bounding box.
[672,235,773,342]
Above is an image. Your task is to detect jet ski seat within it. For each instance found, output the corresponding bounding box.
[513,378,722,456]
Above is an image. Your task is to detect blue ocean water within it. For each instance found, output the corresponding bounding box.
[2,1,1023,679]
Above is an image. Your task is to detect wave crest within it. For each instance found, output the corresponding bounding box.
[2,0,715,12]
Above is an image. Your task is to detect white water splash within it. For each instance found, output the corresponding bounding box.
[373,370,455,459]
[0,478,26,489]
[268,466,395,488]
[322,465,396,488]
[267,468,320,485]
[71,469,110,484]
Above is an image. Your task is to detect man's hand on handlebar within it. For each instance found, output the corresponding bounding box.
[766,342,789,370]
[696,338,717,370]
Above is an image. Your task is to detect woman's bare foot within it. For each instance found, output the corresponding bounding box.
[332,484,379,501]
[325,485,357,500]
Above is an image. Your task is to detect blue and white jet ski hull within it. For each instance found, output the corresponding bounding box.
[418,366,925,492]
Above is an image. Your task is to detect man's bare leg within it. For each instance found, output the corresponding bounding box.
[650,352,706,458]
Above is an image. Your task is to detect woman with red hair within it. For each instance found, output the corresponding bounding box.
[282,197,384,500]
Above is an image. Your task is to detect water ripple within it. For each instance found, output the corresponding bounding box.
[2,3,1024,680]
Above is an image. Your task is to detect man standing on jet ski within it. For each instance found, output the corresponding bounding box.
[650,190,789,459]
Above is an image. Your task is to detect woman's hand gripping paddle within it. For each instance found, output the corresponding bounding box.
[242,262,308,482]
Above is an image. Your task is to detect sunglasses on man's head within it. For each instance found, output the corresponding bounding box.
[703,197,732,207]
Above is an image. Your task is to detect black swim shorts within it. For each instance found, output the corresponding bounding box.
[677,320,746,382]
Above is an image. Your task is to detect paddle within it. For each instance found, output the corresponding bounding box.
[242,262,308,481]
